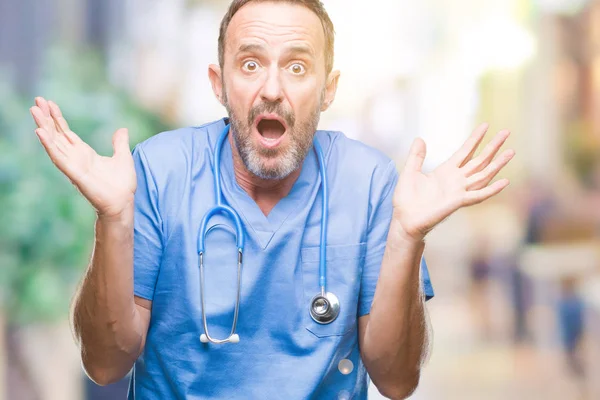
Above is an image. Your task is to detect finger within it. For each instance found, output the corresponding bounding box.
[30,106,45,128]
[35,128,69,166]
[112,128,130,158]
[30,106,55,136]
[48,101,70,133]
[448,123,489,167]
[464,178,510,206]
[404,138,427,172]
[35,97,51,118]
[466,149,515,190]
[47,101,82,144]
[459,123,490,167]
[463,130,510,176]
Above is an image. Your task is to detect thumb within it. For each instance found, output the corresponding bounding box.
[405,138,427,172]
[112,128,130,158]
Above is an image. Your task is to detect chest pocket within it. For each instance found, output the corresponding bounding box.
[301,243,367,337]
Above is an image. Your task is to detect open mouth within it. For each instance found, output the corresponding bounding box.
[255,115,287,145]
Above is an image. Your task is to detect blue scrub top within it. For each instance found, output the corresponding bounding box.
[128,118,434,399]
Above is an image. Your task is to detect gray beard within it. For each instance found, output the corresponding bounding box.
[224,95,322,180]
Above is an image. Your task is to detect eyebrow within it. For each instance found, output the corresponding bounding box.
[237,43,267,55]
[283,44,315,58]
[236,43,315,58]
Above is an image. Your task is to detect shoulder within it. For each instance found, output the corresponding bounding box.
[135,119,226,162]
[137,126,197,155]
[130,120,226,239]
[133,119,226,177]
[315,130,398,231]
[316,130,397,184]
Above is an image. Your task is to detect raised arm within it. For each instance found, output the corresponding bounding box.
[360,124,514,399]
[30,96,151,385]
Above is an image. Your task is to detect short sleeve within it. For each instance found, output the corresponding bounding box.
[358,162,434,317]
[132,144,164,301]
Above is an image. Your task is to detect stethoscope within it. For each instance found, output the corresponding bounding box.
[198,124,339,344]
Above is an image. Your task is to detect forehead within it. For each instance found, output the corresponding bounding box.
[225,2,325,56]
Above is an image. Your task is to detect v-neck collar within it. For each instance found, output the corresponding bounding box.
[213,119,321,250]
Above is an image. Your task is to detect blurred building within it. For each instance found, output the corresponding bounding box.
[0,0,126,94]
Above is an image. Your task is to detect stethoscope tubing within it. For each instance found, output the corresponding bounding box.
[197,124,335,344]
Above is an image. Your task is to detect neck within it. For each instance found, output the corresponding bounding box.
[228,134,301,216]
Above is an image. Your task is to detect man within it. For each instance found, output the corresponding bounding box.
[30,0,514,398]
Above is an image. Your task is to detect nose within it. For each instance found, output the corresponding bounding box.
[259,65,284,103]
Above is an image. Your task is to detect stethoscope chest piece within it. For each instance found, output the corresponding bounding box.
[310,291,340,324]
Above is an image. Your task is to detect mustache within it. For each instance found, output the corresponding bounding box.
[248,101,295,129]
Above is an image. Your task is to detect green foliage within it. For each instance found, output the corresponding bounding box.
[0,47,172,324]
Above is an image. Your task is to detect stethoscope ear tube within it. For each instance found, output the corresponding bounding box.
[197,205,245,254]
[197,125,246,345]
[198,247,243,344]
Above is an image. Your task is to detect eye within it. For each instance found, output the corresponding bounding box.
[289,63,305,75]
[243,60,259,72]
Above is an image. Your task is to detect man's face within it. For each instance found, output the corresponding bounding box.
[217,2,334,180]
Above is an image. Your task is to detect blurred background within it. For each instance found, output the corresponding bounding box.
[1,0,600,399]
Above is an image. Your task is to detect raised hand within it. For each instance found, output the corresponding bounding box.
[30,97,136,219]
[393,123,515,241]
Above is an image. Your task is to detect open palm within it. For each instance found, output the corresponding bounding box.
[30,97,136,218]
[393,123,515,240]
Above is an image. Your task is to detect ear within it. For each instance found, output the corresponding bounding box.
[321,70,340,112]
[208,64,225,106]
